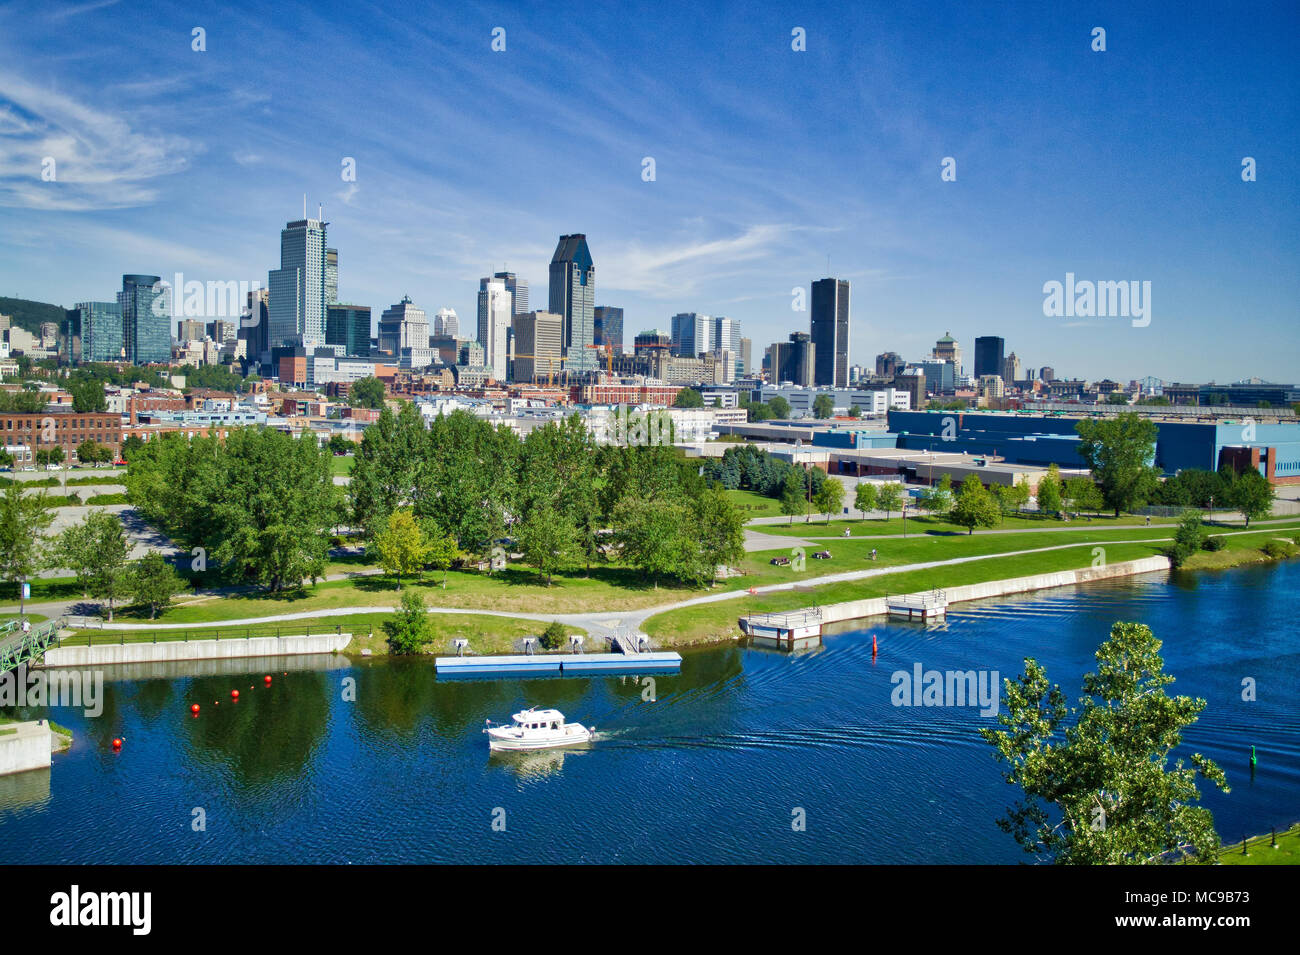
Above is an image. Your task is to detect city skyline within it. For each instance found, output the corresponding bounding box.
[0,1,1296,382]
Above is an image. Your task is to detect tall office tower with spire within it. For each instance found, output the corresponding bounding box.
[268,212,328,348]
[810,277,850,388]
[477,276,511,381]
[118,274,171,364]
[548,234,596,374]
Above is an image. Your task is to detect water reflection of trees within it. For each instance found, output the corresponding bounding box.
[180,670,331,787]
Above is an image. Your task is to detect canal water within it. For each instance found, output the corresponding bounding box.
[2,562,1297,864]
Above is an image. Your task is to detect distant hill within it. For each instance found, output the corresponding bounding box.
[0,297,71,335]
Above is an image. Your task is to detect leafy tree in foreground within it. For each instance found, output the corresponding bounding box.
[516,502,579,587]
[779,468,804,524]
[86,513,131,622]
[1036,463,1062,516]
[130,551,184,619]
[981,621,1228,864]
[384,589,432,655]
[540,620,566,651]
[0,482,53,616]
[692,484,745,582]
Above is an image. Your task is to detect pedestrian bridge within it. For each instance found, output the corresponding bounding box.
[0,619,62,674]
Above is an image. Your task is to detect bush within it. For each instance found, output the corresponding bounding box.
[1201,536,1225,552]
[1261,540,1296,560]
[540,621,566,650]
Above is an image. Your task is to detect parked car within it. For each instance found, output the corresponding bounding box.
[769,556,791,566]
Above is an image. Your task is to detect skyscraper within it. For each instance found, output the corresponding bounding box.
[810,278,850,388]
[493,272,529,316]
[325,247,338,305]
[670,312,711,358]
[739,337,752,376]
[714,315,741,377]
[434,307,460,338]
[593,306,624,353]
[268,215,328,348]
[933,332,961,376]
[378,296,428,357]
[77,301,123,363]
[770,332,816,386]
[477,276,511,381]
[118,274,170,364]
[974,336,1005,379]
[548,234,595,374]
[326,304,371,357]
[512,311,563,383]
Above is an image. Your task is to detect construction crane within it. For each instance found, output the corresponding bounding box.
[584,343,614,375]
[509,353,561,387]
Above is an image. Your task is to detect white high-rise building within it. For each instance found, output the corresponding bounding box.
[434,307,460,338]
[268,215,328,348]
[477,277,511,381]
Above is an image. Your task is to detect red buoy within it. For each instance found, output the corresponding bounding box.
[231,689,239,700]
[264,675,272,685]
[112,738,122,750]
[190,704,200,714]
[872,634,878,655]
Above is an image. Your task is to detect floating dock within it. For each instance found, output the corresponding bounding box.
[886,589,948,622]
[435,651,682,679]
[738,609,824,648]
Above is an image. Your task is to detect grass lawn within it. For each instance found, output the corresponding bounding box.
[726,488,784,519]
[330,454,354,477]
[1217,823,1300,864]
[757,511,1186,536]
[67,611,584,658]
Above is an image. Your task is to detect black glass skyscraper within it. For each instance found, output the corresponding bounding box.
[810,277,850,388]
[974,336,1005,378]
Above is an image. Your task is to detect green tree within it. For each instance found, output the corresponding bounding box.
[949,474,1001,534]
[875,482,904,521]
[1075,413,1161,516]
[1224,468,1273,527]
[55,510,121,598]
[384,589,432,655]
[0,482,54,616]
[0,449,12,469]
[349,375,387,409]
[68,376,107,413]
[1166,511,1204,569]
[981,621,1228,864]
[918,473,953,517]
[612,493,703,587]
[423,530,460,588]
[767,395,791,419]
[130,551,184,619]
[371,508,427,589]
[516,502,580,586]
[75,439,105,465]
[1062,476,1105,515]
[86,512,131,621]
[812,476,844,522]
[540,620,566,651]
[779,468,805,524]
[673,387,703,408]
[327,433,353,455]
[692,484,746,582]
[1036,464,1063,516]
[854,481,878,518]
[847,404,862,419]
[120,434,144,461]
[812,393,834,419]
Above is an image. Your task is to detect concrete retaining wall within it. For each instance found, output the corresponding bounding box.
[40,633,352,668]
[819,556,1171,627]
[0,721,53,776]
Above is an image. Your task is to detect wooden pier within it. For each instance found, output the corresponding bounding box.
[738,608,824,649]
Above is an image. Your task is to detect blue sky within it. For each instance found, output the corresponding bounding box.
[0,0,1296,382]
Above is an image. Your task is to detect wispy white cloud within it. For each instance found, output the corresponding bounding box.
[0,71,198,210]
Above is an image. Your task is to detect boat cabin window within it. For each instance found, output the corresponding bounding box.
[550,721,558,729]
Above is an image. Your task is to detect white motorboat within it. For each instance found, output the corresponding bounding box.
[485,707,593,751]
